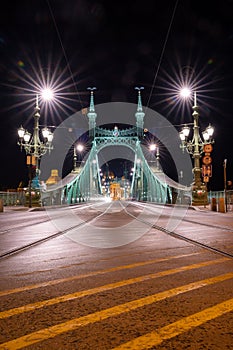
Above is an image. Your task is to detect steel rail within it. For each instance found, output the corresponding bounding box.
[133,201,233,233]
[121,201,233,259]
[0,202,112,259]
[1,201,232,260]
[0,202,100,235]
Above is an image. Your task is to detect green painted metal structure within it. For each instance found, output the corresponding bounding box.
[42,89,191,206]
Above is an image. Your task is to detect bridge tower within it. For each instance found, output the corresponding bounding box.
[87,87,97,139]
[135,87,145,139]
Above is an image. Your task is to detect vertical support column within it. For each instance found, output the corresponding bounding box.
[191,92,208,205]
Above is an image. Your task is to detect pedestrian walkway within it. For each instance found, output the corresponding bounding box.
[191,205,233,215]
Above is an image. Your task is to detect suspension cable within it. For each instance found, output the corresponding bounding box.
[145,0,179,113]
[46,0,83,108]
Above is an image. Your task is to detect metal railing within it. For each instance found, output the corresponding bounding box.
[208,190,233,211]
[0,191,26,206]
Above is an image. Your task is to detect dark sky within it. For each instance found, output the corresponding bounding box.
[0,0,233,191]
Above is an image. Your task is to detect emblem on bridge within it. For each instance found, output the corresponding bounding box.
[113,126,119,137]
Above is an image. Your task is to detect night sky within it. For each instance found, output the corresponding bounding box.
[0,0,233,191]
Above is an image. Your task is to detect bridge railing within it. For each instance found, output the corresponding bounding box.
[208,190,233,211]
[0,191,26,206]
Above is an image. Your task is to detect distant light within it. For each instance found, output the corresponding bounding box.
[17,60,25,68]
[41,88,54,101]
[77,144,84,152]
[149,144,156,151]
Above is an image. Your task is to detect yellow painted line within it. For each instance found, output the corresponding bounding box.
[0,258,228,319]
[0,252,201,297]
[112,298,233,349]
[0,273,232,349]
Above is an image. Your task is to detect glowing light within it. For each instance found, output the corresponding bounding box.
[206,124,214,137]
[41,88,54,101]
[182,125,190,137]
[180,87,191,99]
[4,51,85,126]
[149,144,156,151]
[76,144,84,152]
[155,61,223,123]
[17,60,25,68]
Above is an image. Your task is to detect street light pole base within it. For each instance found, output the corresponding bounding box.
[191,184,208,206]
[25,189,41,208]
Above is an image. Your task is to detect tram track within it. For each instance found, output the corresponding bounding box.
[121,201,233,259]
[0,202,102,235]
[1,200,233,260]
[0,202,111,259]
[133,201,233,233]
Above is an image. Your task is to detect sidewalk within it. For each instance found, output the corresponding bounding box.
[192,204,233,214]
[0,205,46,213]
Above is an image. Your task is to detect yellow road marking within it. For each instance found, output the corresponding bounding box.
[0,272,232,349]
[112,298,233,349]
[0,258,228,319]
[0,252,201,297]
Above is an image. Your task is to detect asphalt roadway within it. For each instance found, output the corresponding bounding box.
[0,201,232,349]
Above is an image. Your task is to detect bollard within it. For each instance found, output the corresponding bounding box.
[218,197,225,213]
[211,197,217,211]
[0,199,3,212]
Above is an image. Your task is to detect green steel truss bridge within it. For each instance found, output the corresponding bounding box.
[42,90,191,206]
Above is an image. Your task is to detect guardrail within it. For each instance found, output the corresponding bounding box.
[208,190,233,211]
[0,191,26,206]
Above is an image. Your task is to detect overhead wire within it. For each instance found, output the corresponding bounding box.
[45,0,181,134]
[46,0,83,108]
[145,0,179,113]
[46,0,179,114]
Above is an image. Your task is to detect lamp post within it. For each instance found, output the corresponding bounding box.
[17,94,53,207]
[73,143,84,171]
[179,91,214,206]
[149,143,160,170]
[223,159,227,212]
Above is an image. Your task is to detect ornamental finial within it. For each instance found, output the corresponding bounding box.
[135,86,144,112]
[87,87,97,112]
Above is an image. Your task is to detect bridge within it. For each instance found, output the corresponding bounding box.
[41,89,191,207]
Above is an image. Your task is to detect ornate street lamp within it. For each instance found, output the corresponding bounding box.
[17,94,53,207]
[179,90,214,205]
